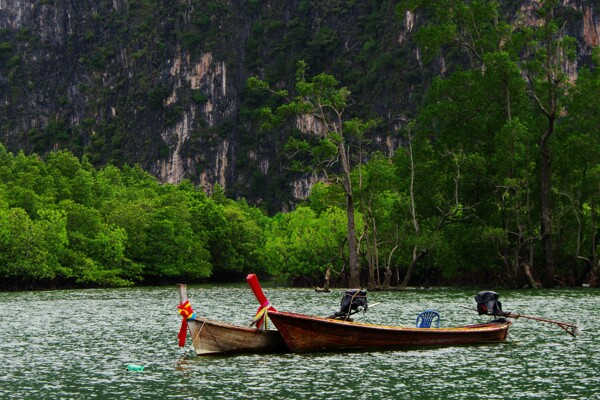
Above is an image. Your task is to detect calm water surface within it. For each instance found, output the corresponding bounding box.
[0,285,598,399]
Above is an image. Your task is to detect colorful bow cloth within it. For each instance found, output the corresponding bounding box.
[177,300,196,347]
[252,301,272,330]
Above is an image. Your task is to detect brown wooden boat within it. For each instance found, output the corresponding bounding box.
[267,310,511,352]
[186,317,287,356]
[177,284,286,356]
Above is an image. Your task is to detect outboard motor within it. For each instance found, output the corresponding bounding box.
[475,291,507,317]
[328,289,368,320]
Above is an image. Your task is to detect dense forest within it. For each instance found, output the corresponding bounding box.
[1,1,600,290]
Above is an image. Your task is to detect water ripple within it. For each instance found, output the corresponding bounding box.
[0,287,598,399]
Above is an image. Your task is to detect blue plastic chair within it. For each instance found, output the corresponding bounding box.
[416,309,440,328]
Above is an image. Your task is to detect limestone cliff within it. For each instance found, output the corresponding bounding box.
[0,0,598,212]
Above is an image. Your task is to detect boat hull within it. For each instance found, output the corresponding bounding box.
[187,317,287,356]
[268,311,511,352]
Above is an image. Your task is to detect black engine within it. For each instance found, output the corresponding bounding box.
[329,289,368,320]
[475,291,507,317]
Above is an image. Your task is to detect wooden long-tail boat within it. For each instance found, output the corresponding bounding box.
[243,277,511,353]
[177,284,286,356]
[266,310,511,353]
[185,317,286,356]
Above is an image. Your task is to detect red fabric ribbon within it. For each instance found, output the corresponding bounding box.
[178,318,188,347]
[177,300,195,347]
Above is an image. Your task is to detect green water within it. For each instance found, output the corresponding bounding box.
[0,286,598,399]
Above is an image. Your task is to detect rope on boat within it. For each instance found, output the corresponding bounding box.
[176,319,206,367]
[202,320,228,356]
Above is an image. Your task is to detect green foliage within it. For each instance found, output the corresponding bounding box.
[0,207,68,281]
[147,86,170,109]
[191,91,208,104]
[387,0,600,287]
[0,146,268,287]
[400,0,517,64]
[250,61,377,287]
[1,1,598,289]
[0,41,12,67]
[261,206,351,280]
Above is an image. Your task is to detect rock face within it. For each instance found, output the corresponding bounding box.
[0,0,598,212]
[159,50,232,190]
[1,0,248,198]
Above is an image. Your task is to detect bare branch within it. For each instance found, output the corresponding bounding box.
[525,72,551,118]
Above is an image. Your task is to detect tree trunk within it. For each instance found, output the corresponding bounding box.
[521,262,540,289]
[346,192,360,288]
[381,240,400,290]
[339,140,360,288]
[315,267,331,292]
[590,258,600,288]
[367,215,380,290]
[364,226,376,289]
[540,119,556,287]
[398,247,426,290]
[397,135,424,291]
[588,196,598,287]
[532,7,562,288]
[381,267,392,290]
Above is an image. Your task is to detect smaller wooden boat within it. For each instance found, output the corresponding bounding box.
[177,284,286,356]
[186,317,286,356]
[267,310,511,353]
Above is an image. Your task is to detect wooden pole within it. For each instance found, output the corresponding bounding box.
[505,312,577,327]
[246,274,277,311]
[504,312,581,337]
[177,283,188,304]
[461,306,582,337]
[177,284,201,354]
[246,274,277,330]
